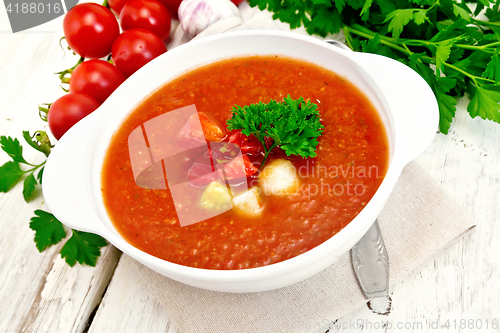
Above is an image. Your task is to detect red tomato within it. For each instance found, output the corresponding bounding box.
[157,0,182,19]
[180,112,227,142]
[69,60,125,104]
[108,0,129,15]
[63,3,120,59]
[231,0,245,5]
[242,154,258,175]
[48,93,100,140]
[111,28,167,78]
[228,130,265,155]
[120,0,171,41]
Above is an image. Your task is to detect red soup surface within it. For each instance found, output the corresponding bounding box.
[102,55,389,269]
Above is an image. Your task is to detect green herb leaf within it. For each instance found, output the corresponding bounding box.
[37,166,45,185]
[29,210,66,252]
[436,89,457,133]
[312,0,333,5]
[483,51,500,81]
[227,95,324,166]
[452,4,471,22]
[413,9,428,25]
[23,173,37,202]
[0,161,25,192]
[360,34,398,59]
[333,0,346,13]
[360,0,373,21]
[22,131,43,154]
[435,41,454,75]
[384,9,416,39]
[60,230,107,267]
[311,8,343,36]
[467,83,500,123]
[1,136,28,165]
[22,131,52,157]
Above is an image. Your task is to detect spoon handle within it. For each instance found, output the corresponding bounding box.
[351,220,389,299]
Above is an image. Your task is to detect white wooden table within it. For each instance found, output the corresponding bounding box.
[1,2,499,333]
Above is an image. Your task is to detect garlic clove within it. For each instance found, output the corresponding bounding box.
[178,0,242,39]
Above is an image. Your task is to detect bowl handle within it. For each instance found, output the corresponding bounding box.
[42,111,108,236]
[352,52,439,166]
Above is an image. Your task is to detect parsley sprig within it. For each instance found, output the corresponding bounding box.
[0,132,52,201]
[248,0,500,133]
[30,210,107,267]
[227,95,324,165]
[1,133,107,267]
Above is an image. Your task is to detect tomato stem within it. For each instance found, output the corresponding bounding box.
[55,57,84,86]
[38,103,51,122]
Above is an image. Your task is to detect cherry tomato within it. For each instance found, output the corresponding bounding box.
[157,0,182,19]
[69,60,125,104]
[48,93,100,140]
[63,3,120,59]
[108,0,129,16]
[120,0,171,41]
[111,28,167,78]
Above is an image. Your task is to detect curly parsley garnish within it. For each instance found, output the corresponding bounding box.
[227,95,324,166]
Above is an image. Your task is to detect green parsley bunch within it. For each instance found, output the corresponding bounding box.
[0,134,107,267]
[248,0,500,133]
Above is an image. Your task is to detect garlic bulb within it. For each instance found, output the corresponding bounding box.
[178,0,242,39]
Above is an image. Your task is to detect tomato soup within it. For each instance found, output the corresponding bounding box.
[102,55,389,269]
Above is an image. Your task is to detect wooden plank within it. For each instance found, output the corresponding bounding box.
[88,255,179,333]
[0,6,123,332]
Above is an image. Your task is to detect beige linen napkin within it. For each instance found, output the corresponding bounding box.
[135,6,475,333]
[135,161,474,333]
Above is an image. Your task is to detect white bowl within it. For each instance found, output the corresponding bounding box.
[43,30,438,293]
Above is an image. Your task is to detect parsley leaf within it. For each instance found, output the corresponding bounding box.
[29,210,66,252]
[360,0,373,21]
[383,9,418,39]
[60,230,108,267]
[1,136,28,165]
[467,83,500,123]
[435,40,454,75]
[452,4,471,22]
[37,166,45,185]
[23,173,37,202]
[312,0,332,5]
[22,131,43,154]
[22,131,52,157]
[436,89,457,133]
[227,95,324,166]
[0,161,25,192]
[310,8,343,36]
[0,133,49,201]
[483,51,500,81]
